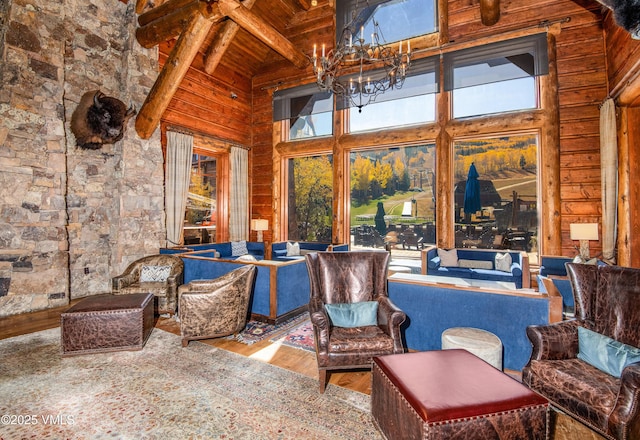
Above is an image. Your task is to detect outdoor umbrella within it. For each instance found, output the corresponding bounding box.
[463,163,482,215]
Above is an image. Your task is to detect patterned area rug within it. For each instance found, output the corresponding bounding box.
[0,328,382,439]
[231,313,308,345]
[271,320,315,352]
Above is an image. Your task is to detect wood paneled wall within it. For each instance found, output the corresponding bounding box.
[158,40,253,146]
[251,0,610,257]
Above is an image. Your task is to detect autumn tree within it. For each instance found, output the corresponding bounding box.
[291,156,333,242]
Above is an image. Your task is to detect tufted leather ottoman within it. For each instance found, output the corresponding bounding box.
[61,293,154,356]
[372,350,548,440]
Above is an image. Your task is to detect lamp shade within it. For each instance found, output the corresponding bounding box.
[251,219,269,231]
[570,223,599,241]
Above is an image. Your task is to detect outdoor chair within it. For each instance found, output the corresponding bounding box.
[401,231,424,250]
[305,251,406,393]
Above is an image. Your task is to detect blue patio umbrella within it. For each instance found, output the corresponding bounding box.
[463,163,482,215]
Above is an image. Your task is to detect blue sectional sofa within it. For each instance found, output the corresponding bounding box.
[388,273,562,371]
[179,251,309,323]
[270,242,349,261]
[421,246,530,289]
[160,241,265,260]
[538,255,605,315]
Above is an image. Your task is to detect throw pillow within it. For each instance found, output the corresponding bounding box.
[236,254,257,262]
[458,259,494,270]
[231,240,249,257]
[577,327,640,378]
[572,255,599,265]
[140,265,171,282]
[286,241,300,257]
[324,301,378,328]
[437,248,458,267]
[495,253,512,272]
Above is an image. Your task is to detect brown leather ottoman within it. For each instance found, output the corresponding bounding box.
[372,350,549,440]
[61,293,154,356]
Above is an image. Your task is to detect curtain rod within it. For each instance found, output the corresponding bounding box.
[165,124,250,150]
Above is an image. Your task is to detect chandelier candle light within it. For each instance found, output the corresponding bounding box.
[310,4,411,111]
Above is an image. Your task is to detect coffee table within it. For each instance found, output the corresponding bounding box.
[372,350,548,439]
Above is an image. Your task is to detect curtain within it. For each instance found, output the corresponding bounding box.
[165,131,194,246]
[229,146,249,241]
[600,98,617,264]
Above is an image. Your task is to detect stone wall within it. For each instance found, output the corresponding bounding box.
[0,0,165,317]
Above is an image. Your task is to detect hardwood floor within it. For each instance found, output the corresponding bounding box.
[1,302,604,440]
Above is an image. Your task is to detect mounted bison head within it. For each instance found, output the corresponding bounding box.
[596,0,640,39]
[70,90,136,150]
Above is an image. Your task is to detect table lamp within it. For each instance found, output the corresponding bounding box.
[570,223,599,261]
[251,219,269,242]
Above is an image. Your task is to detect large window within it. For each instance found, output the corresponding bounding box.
[350,144,436,251]
[286,155,334,242]
[275,30,551,256]
[445,34,548,118]
[184,153,217,244]
[453,135,538,252]
[348,57,439,132]
[337,0,437,44]
[273,84,333,140]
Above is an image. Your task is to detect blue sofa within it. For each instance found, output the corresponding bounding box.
[179,251,309,323]
[538,255,605,315]
[160,241,265,260]
[388,273,562,371]
[271,242,349,261]
[422,246,530,289]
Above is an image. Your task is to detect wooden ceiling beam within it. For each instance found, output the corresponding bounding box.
[480,0,500,26]
[295,0,311,11]
[138,0,193,26]
[136,0,223,48]
[217,0,308,69]
[135,12,215,139]
[203,0,257,74]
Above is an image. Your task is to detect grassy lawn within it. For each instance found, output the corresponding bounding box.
[350,191,423,224]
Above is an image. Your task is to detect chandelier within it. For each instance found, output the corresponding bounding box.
[310,2,411,112]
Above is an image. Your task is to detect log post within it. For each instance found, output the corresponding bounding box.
[480,0,500,26]
[135,12,214,139]
[217,0,308,69]
[540,32,562,255]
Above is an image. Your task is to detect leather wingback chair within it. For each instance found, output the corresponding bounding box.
[306,251,406,393]
[523,263,640,440]
[112,254,184,316]
[177,265,257,347]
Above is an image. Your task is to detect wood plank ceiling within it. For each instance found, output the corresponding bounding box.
[130,0,631,141]
[132,0,312,139]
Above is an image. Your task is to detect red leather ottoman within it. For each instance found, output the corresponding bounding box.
[372,350,548,440]
[61,293,154,356]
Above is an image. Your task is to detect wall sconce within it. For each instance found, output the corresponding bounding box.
[570,223,599,261]
[251,219,269,242]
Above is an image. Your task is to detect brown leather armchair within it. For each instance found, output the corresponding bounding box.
[523,263,640,440]
[112,254,184,316]
[306,251,406,393]
[177,265,257,347]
